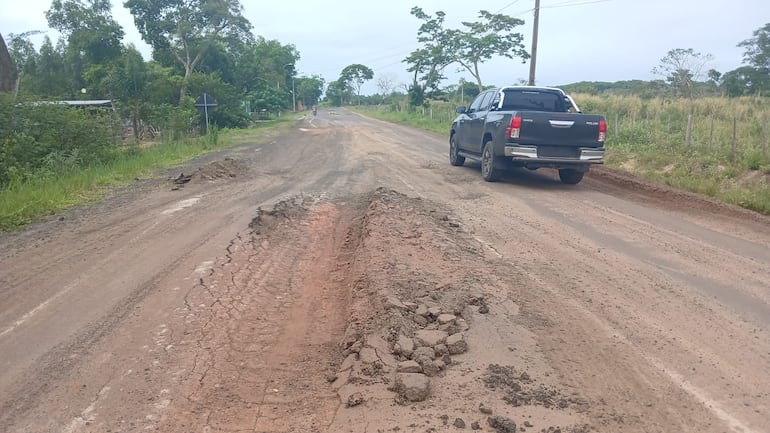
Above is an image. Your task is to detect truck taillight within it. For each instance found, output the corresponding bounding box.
[598,119,607,142]
[507,115,522,139]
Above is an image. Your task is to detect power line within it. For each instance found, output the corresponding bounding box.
[541,0,612,9]
[495,0,523,13]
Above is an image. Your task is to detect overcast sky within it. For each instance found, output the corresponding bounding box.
[1,0,768,94]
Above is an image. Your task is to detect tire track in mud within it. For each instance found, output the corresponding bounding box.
[156,198,356,432]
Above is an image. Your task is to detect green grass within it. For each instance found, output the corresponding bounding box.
[354,106,454,135]
[0,117,295,231]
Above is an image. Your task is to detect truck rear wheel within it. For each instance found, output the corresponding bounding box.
[450,134,465,166]
[558,168,584,185]
[481,142,501,182]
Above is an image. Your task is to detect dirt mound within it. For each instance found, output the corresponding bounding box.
[249,196,309,233]
[323,188,591,432]
[170,158,249,189]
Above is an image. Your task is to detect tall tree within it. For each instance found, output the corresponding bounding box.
[652,48,713,99]
[375,73,397,101]
[295,75,324,108]
[30,36,70,97]
[726,23,770,96]
[124,0,253,104]
[108,45,149,140]
[738,23,770,71]
[720,66,770,96]
[45,0,124,65]
[325,79,349,106]
[450,10,528,92]
[403,7,454,106]
[231,36,299,96]
[339,64,373,105]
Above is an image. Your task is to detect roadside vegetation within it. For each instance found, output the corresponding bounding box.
[0,112,294,231]
[0,0,321,231]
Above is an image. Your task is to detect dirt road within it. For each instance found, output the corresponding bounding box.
[1,109,768,433]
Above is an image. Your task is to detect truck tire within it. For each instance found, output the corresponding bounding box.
[450,134,465,166]
[558,168,584,185]
[481,142,501,182]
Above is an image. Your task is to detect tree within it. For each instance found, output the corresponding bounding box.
[339,64,373,105]
[29,36,70,97]
[375,73,397,102]
[45,0,124,65]
[5,31,43,96]
[403,7,454,106]
[450,10,528,92]
[325,79,349,106]
[652,48,713,99]
[739,23,770,71]
[724,23,770,96]
[295,75,324,108]
[230,36,299,96]
[108,45,149,140]
[720,66,770,96]
[124,0,253,104]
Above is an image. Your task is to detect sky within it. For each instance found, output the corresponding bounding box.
[1,0,768,95]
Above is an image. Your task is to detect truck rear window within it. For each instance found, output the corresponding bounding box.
[500,90,565,112]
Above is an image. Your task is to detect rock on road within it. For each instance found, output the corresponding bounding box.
[0,109,768,433]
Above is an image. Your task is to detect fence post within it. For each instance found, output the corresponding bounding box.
[709,115,715,152]
[685,114,693,151]
[732,115,737,159]
[762,114,768,159]
[614,112,619,138]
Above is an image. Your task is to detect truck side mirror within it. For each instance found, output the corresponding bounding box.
[456,106,467,114]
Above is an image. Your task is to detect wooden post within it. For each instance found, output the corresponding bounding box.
[763,114,768,158]
[709,115,715,152]
[614,112,620,138]
[685,114,693,151]
[732,115,737,159]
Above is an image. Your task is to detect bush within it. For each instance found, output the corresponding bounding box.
[1,96,121,186]
[743,149,765,170]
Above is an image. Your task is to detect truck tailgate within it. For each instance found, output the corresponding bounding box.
[517,112,604,148]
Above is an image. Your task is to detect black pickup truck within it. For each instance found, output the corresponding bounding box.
[449,86,606,184]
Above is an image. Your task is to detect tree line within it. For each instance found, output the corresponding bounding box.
[1,0,326,137]
[562,24,770,99]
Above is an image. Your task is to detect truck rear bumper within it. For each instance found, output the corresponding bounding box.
[504,145,604,164]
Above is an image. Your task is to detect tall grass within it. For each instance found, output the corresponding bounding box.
[0,118,294,231]
[355,94,770,215]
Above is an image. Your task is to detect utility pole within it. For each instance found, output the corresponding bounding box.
[528,0,540,86]
[284,63,296,112]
